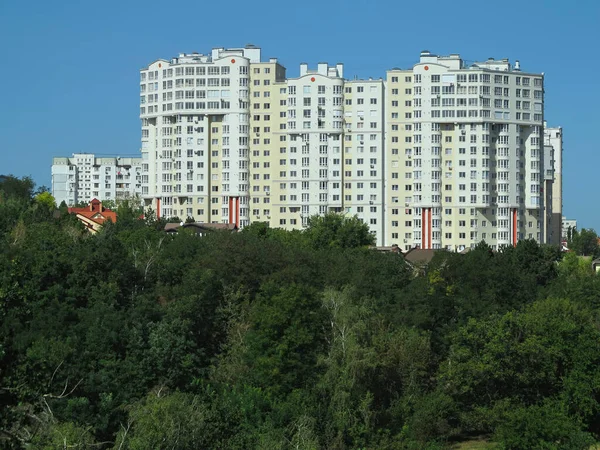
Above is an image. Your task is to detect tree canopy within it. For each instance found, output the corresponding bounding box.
[1,176,599,449]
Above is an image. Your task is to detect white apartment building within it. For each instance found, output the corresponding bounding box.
[562,216,577,241]
[140,47,555,249]
[140,46,277,224]
[52,153,142,206]
[544,125,563,245]
[386,51,545,251]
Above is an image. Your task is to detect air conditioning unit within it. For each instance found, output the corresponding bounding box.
[369,201,374,205]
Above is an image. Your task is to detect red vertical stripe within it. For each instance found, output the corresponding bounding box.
[156,198,161,220]
[513,209,517,247]
[428,208,432,250]
[228,198,233,224]
[235,197,240,227]
[421,208,426,249]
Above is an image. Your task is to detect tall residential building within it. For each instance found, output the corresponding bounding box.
[140,46,553,249]
[140,46,277,224]
[386,52,545,251]
[544,125,563,245]
[52,153,142,206]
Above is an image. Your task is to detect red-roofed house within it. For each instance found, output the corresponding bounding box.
[68,198,117,233]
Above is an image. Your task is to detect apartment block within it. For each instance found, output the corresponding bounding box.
[385,51,546,251]
[52,153,142,206]
[562,216,577,241]
[544,125,563,245]
[140,46,555,249]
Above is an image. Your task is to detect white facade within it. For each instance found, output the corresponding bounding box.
[52,153,142,206]
[562,216,577,241]
[282,63,346,226]
[140,46,266,223]
[544,125,563,245]
[386,51,546,251]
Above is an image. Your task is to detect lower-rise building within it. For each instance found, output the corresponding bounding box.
[52,153,143,206]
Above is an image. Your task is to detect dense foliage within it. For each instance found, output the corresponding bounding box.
[1,175,600,449]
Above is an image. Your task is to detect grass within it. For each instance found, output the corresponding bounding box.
[451,439,497,449]
[451,440,600,449]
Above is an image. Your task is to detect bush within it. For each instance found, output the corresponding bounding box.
[493,400,594,450]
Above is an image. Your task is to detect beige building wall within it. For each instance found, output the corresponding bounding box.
[385,70,418,250]
[248,60,287,226]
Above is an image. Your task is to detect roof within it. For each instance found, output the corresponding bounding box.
[403,248,437,265]
[68,198,117,225]
[372,245,402,253]
[164,222,238,233]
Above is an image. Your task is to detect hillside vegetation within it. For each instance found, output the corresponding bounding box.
[1,176,600,450]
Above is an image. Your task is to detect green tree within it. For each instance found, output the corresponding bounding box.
[0,175,35,202]
[243,283,326,396]
[568,228,599,257]
[304,213,375,249]
[439,297,600,437]
[494,400,594,450]
[33,192,56,211]
[113,391,207,450]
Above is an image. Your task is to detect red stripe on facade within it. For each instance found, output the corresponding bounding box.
[421,208,426,249]
[428,208,432,250]
[513,209,517,247]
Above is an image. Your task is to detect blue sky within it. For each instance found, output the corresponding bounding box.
[0,0,598,227]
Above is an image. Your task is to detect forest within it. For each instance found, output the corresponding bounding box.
[2,175,600,450]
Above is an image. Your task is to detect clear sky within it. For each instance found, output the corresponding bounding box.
[0,0,598,227]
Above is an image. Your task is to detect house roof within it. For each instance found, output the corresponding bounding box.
[403,248,437,265]
[164,222,238,233]
[372,245,402,253]
[68,198,117,225]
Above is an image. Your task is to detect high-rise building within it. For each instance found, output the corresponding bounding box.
[52,153,142,206]
[386,52,545,251]
[140,46,554,249]
[544,125,563,245]
[140,46,273,225]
